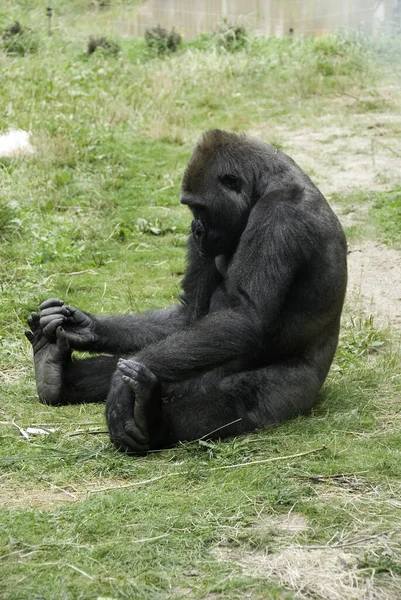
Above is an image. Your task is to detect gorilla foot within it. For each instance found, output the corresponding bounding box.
[25,315,71,406]
[117,358,158,395]
[106,359,158,454]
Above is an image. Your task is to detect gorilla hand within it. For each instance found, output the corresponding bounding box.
[25,313,71,406]
[39,298,97,351]
[106,359,158,453]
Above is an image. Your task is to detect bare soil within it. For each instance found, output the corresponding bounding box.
[255,110,401,330]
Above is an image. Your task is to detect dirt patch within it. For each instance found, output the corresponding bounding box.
[0,485,79,509]
[253,513,308,535]
[255,111,401,197]
[215,545,397,600]
[214,512,400,600]
[347,241,401,329]
[254,110,401,331]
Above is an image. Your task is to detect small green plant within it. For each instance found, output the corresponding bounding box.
[359,550,401,576]
[1,21,39,55]
[144,25,182,56]
[87,36,120,55]
[335,315,386,370]
[213,20,248,52]
[136,217,176,236]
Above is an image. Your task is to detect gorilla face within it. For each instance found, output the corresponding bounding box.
[181,171,250,257]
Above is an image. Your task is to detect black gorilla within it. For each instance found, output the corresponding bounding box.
[26,130,347,453]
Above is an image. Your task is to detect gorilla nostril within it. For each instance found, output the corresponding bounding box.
[192,219,205,238]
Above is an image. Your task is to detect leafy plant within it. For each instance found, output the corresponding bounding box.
[87,36,120,56]
[1,21,39,55]
[213,20,248,52]
[144,25,182,56]
[136,217,176,236]
[335,315,386,370]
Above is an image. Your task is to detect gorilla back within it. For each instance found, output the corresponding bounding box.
[27,130,347,453]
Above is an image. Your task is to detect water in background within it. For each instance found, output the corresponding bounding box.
[118,0,394,39]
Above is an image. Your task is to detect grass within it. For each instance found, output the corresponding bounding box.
[1,2,401,599]
[334,187,401,246]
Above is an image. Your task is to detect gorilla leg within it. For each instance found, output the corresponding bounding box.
[106,359,322,452]
[160,360,321,444]
[26,313,118,405]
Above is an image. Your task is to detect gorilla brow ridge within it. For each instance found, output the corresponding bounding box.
[183,130,257,193]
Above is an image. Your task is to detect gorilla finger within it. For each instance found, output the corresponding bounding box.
[40,306,70,319]
[111,433,148,454]
[40,298,64,311]
[118,360,141,379]
[24,330,34,343]
[133,395,150,435]
[42,317,64,338]
[27,313,40,332]
[64,306,79,314]
[124,420,148,445]
[122,374,138,391]
[56,326,70,352]
[40,314,67,329]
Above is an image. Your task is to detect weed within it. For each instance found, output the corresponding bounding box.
[335,315,386,371]
[144,25,182,56]
[359,550,401,576]
[136,217,177,236]
[87,36,120,56]
[1,21,38,55]
[213,20,249,52]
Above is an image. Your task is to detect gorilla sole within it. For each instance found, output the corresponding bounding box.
[26,130,347,453]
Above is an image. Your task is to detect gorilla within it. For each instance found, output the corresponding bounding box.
[26,130,347,453]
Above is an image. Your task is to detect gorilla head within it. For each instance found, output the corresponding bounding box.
[180,131,260,257]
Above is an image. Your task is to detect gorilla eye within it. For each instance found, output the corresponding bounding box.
[219,174,242,193]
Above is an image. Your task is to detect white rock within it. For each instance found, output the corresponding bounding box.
[0,129,34,157]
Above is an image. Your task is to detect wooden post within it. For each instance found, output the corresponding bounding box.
[222,0,228,20]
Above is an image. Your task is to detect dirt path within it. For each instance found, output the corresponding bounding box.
[255,109,401,329]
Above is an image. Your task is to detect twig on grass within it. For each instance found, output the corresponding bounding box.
[198,418,243,441]
[209,445,327,472]
[67,430,108,437]
[299,529,397,550]
[88,445,327,493]
[12,420,30,440]
[66,563,94,580]
[49,483,78,500]
[88,472,181,493]
[299,470,369,482]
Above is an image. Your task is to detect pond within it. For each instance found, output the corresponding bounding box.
[119,0,389,39]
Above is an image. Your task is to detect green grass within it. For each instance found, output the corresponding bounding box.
[334,187,401,246]
[1,2,401,599]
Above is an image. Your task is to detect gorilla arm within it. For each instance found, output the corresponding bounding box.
[38,242,221,355]
[133,200,314,381]
[38,299,188,355]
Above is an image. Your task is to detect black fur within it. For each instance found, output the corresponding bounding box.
[26,131,347,453]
